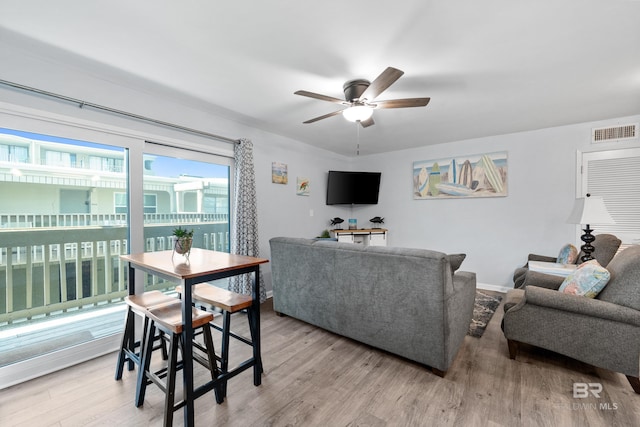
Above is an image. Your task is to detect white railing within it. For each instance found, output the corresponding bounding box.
[0,212,229,228]
[144,212,228,224]
[0,221,229,325]
[0,227,129,325]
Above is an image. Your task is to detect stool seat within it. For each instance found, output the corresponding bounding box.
[146,302,214,334]
[125,290,179,312]
[177,284,253,312]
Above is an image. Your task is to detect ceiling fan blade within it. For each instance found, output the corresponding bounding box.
[294,90,347,104]
[360,116,375,128]
[358,67,404,102]
[374,98,431,109]
[302,109,345,124]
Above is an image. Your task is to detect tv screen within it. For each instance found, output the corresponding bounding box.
[326,171,381,205]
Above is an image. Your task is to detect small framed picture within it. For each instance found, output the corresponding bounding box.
[272,162,288,184]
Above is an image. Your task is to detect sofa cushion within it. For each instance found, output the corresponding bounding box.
[559,259,610,298]
[447,253,466,273]
[557,243,578,264]
[578,233,622,267]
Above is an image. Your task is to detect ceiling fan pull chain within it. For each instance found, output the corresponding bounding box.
[356,122,360,156]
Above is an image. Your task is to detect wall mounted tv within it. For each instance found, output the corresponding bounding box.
[326,170,382,205]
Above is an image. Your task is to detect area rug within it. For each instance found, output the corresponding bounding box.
[467,291,503,338]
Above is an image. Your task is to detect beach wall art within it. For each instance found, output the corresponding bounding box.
[413,151,508,199]
[272,162,288,184]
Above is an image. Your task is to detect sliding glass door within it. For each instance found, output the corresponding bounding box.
[0,128,129,366]
[0,130,233,380]
[141,142,232,291]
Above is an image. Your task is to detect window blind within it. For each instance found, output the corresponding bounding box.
[581,148,640,247]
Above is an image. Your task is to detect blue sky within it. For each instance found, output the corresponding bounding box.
[151,155,228,179]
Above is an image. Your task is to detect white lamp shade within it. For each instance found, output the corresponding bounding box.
[342,105,373,122]
[567,195,615,225]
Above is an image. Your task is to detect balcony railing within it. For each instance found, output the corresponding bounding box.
[0,212,228,228]
[0,220,229,325]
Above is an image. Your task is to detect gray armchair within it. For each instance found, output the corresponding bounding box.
[503,245,640,393]
[513,233,621,288]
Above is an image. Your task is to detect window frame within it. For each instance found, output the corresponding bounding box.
[577,147,640,248]
[0,101,235,389]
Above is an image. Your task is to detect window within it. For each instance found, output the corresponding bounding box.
[0,144,29,163]
[143,194,157,214]
[0,127,129,368]
[141,145,231,267]
[114,193,157,214]
[89,155,123,172]
[114,193,127,214]
[579,148,640,247]
[0,119,234,388]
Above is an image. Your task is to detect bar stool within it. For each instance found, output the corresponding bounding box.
[135,299,220,427]
[115,290,176,380]
[178,283,261,403]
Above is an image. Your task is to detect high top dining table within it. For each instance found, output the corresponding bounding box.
[120,248,269,427]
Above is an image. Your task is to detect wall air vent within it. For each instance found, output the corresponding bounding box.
[592,123,638,143]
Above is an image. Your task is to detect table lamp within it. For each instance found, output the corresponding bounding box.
[567,193,616,262]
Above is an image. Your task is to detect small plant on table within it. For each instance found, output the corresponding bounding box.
[173,226,194,257]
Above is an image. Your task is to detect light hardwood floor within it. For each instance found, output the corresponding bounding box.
[1,293,639,426]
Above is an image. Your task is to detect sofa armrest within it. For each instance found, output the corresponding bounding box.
[519,270,565,290]
[452,271,476,293]
[527,254,557,264]
[522,286,640,326]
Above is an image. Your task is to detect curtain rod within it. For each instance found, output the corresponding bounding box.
[0,79,241,145]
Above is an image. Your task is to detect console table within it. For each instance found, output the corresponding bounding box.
[331,228,387,246]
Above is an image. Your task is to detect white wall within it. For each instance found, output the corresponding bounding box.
[353,115,640,289]
[2,31,639,291]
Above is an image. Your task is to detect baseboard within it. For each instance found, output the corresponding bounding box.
[476,282,511,294]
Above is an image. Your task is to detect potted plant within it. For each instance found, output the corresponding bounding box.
[315,229,334,240]
[173,226,194,256]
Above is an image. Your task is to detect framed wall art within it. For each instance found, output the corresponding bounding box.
[413,151,508,199]
[272,162,288,184]
[296,177,310,196]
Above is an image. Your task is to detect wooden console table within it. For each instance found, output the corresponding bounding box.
[331,228,387,246]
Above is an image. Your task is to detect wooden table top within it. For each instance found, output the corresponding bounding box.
[121,248,268,280]
[332,228,387,233]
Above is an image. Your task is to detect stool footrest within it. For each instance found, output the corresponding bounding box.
[210,322,254,347]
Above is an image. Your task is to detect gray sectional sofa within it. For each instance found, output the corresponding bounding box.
[269,237,477,375]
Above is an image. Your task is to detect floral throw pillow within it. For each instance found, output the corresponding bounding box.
[557,243,579,264]
[558,259,611,298]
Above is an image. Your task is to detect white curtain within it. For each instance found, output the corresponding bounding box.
[229,139,266,302]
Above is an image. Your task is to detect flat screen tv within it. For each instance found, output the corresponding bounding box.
[326,170,381,205]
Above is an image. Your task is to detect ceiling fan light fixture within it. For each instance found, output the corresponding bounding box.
[343,105,373,123]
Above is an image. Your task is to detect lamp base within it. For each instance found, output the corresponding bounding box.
[579,224,596,262]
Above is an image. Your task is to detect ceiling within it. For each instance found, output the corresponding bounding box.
[1,1,639,157]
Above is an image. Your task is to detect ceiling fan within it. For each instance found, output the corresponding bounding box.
[294,67,430,128]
